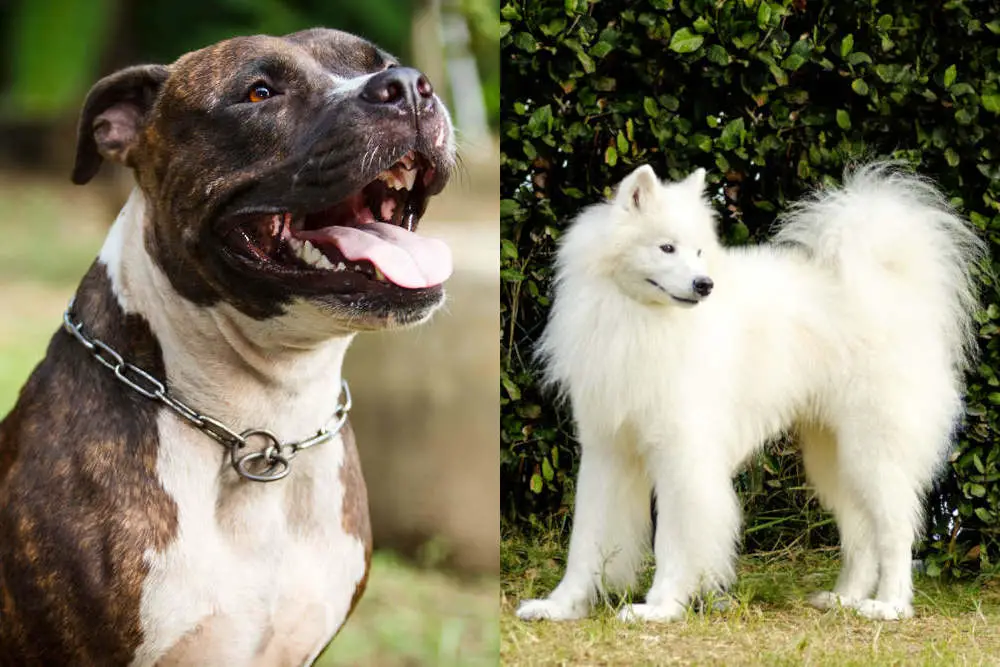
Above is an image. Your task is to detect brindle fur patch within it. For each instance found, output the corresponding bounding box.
[0,264,178,665]
[339,422,372,619]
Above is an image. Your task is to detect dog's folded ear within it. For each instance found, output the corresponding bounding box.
[71,64,169,185]
[616,164,659,212]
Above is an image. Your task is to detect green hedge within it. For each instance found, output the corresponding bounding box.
[500,0,1000,577]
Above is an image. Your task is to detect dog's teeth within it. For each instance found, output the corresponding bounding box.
[377,170,401,189]
[335,262,346,271]
[373,267,387,282]
[400,153,414,169]
[314,251,334,270]
[400,169,416,191]
[292,240,334,269]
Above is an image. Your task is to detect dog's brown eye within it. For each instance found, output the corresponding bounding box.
[248,84,273,103]
[660,244,675,254]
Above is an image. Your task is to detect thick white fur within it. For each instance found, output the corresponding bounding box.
[517,164,984,623]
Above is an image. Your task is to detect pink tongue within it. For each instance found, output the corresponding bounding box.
[298,222,453,289]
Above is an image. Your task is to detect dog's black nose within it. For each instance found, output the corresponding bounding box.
[693,276,714,296]
[361,67,434,111]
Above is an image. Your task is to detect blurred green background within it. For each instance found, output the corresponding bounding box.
[0,1,499,665]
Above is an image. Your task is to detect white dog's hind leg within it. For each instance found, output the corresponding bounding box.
[619,447,740,624]
[854,461,921,620]
[835,422,938,621]
[800,425,878,611]
[517,432,651,622]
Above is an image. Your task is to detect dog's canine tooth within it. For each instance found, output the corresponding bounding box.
[373,267,387,282]
[335,262,346,271]
[400,169,416,191]
[400,153,414,170]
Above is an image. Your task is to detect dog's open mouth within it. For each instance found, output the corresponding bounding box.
[223,151,452,290]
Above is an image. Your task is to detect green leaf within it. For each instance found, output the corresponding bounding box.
[757,2,772,28]
[526,105,552,135]
[500,4,520,20]
[974,507,994,523]
[500,267,525,282]
[500,199,521,219]
[542,457,554,481]
[846,52,872,66]
[982,94,1000,114]
[944,64,957,88]
[925,561,942,578]
[783,54,806,71]
[501,375,521,400]
[851,79,869,96]
[501,238,518,260]
[577,51,595,73]
[840,34,854,58]
[669,28,704,54]
[707,44,730,66]
[591,41,613,59]
[719,117,745,149]
[514,32,538,53]
[605,144,618,166]
[967,482,987,498]
[836,109,851,130]
[692,134,713,152]
[643,96,658,116]
[529,473,543,494]
[945,148,960,167]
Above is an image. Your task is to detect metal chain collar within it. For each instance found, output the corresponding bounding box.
[61,299,351,482]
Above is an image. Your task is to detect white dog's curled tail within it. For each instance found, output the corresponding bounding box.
[772,163,987,370]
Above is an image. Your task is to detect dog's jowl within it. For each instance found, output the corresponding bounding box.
[0,28,455,665]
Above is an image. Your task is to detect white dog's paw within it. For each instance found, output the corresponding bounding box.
[516,598,588,622]
[854,599,914,621]
[808,591,858,611]
[616,602,686,623]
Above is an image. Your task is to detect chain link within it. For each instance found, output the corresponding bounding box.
[62,299,350,482]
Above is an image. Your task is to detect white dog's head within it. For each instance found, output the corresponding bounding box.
[599,165,719,307]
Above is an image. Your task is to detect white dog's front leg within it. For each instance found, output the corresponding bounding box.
[620,446,740,624]
[517,432,651,622]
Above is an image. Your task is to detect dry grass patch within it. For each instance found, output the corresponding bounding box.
[502,532,1000,666]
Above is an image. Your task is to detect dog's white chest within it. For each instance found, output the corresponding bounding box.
[130,414,367,667]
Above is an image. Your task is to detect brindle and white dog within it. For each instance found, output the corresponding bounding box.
[0,28,454,665]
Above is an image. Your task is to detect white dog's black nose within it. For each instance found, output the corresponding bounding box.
[693,277,714,296]
[361,67,434,112]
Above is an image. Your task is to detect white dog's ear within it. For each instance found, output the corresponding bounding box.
[682,167,707,193]
[616,165,659,212]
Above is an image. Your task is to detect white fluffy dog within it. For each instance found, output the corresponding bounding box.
[516,164,984,622]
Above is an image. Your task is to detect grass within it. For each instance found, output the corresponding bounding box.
[322,552,498,666]
[501,529,1000,666]
[0,174,500,666]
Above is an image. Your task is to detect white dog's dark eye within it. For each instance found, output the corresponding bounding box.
[660,244,675,254]
[697,249,702,257]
